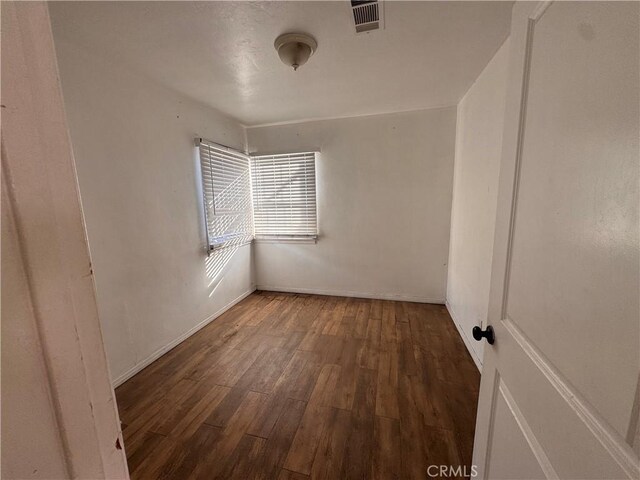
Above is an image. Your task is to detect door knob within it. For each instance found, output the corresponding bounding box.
[472,325,495,345]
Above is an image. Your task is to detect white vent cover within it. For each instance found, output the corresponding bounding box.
[351,0,383,33]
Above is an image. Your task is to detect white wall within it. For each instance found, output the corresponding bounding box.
[446,39,510,369]
[52,38,255,385]
[246,108,456,302]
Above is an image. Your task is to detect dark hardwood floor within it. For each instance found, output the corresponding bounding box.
[116,291,480,480]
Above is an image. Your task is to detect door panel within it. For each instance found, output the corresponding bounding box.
[487,320,630,479]
[486,377,547,480]
[473,2,640,478]
[506,0,639,437]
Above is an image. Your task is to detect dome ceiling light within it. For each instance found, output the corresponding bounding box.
[274,33,318,71]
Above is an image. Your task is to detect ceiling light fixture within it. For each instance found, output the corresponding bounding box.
[274,33,317,71]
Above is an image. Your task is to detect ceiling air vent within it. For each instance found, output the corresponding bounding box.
[351,0,383,33]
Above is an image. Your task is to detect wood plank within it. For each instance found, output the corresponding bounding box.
[129,434,179,479]
[247,390,291,439]
[328,338,360,410]
[397,321,418,376]
[203,387,249,429]
[246,350,323,438]
[381,301,397,344]
[234,347,295,393]
[357,316,381,370]
[290,295,325,332]
[202,345,266,387]
[267,295,303,332]
[246,298,281,327]
[372,416,401,480]
[394,300,410,323]
[278,468,309,480]
[122,378,199,445]
[167,384,230,441]
[184,345,234,381]
[280,351,324,402]
[353,300,371,339]
[375,347,400,419]
[124,430,166,475]
[283,364,341,475]
[321,297,347,336]
[398,373,436,480]
[251,398,307,480]
[192,391,267,479]
[154,425,222,480]
[116,293,479,479]
[216,434,267,480]
[310,408,352,479]
[337,297,358,337]
[339,368,377,479]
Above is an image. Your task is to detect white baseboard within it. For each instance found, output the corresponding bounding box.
[445,300,483,372]
[256,285,444,304]
[112,287,256,387]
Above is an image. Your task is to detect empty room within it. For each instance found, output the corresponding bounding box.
[2,1,639,479]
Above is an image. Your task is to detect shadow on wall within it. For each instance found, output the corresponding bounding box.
[205,245,242,298]
[204,168,253,297]
[193,136,253,298]
[193,143,252,298]
[202,167,254,298]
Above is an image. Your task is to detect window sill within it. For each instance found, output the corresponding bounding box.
[207,239,253,255]
[254,236,318,245]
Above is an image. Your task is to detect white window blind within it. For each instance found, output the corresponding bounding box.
[198,138,253,252]
[250,152,318,239]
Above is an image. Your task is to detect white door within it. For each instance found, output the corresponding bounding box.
[472,2,639,479]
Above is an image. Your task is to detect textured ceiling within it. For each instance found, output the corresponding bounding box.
[50,1,512,126]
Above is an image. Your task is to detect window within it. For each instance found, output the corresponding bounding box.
[251,152,318,240]
[197,138,253,252]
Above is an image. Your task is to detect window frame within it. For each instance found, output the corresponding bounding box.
[197,138,254,254]
[250,151,319,242]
